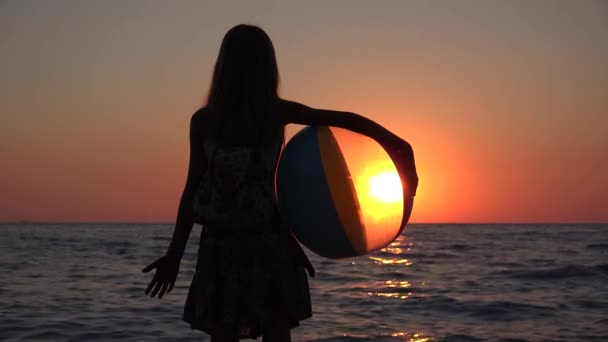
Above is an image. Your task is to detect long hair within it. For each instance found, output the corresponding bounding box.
[205,24,281,145]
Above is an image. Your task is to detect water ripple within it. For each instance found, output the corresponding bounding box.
[1,223,607,341]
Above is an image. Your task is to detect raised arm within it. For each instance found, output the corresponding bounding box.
[277,99,418,196]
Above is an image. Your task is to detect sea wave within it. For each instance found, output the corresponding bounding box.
[440,244,478,251]
[497,264,604,280]
[2,223,607,341]
[409,296,556,321]
[586,243,608,250]
[441,334,484,342]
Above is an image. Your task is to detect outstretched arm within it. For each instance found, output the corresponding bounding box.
[277,99,418,196]
[142,109,206,298]
[278,100,402,146]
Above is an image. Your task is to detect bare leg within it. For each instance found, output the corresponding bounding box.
[262,320,291,342]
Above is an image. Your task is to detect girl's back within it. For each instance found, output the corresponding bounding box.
[191,107,285,229]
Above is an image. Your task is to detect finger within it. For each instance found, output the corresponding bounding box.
[145,278,157,295]
[150,281,163,298]
[157,282,169,299]
[142,260,159,273]
[167,280,175,293]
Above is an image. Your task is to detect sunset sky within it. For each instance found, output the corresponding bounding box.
[1,0,607,223]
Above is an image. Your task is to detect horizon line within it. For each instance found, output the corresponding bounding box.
[1,221,606,225]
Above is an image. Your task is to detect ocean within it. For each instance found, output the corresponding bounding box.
[1,223,607,341]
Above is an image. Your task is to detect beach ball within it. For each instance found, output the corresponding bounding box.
[276,126,414,259]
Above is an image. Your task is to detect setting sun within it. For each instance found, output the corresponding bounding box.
[327,126,407,252]
[369,171,402,203]
[353,161,404,251]
[355,164,404,223]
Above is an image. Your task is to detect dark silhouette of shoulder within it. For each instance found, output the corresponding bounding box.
[190,107,209,136]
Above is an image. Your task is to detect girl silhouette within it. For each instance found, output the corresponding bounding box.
[142,24,418,342]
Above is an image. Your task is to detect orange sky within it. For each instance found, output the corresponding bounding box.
[1,1,607,223]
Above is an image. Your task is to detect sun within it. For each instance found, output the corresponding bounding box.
[368,171,403,203]
[354,163,404,224]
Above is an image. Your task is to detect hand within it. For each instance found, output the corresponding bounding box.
[387,139,419,197]
[142,254,180,299]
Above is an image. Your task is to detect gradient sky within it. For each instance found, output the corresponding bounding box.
[1,0,607,223]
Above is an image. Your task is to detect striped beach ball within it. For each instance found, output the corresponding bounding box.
[276,126,414,259]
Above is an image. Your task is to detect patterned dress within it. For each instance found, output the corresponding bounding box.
[183,137,313,339]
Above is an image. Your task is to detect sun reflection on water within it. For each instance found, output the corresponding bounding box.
[384,280,411,288]
[369,256,413,266]
[338,331,432,342]
[366,279,420,301]
[368,291,413,300]
[389,332,432,342]
[382,246,405,254]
